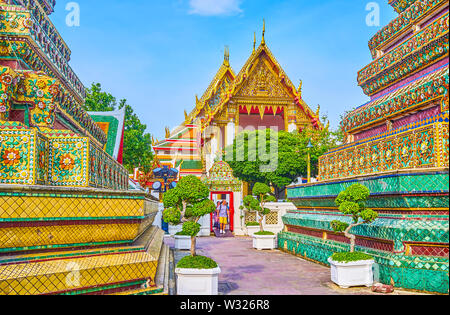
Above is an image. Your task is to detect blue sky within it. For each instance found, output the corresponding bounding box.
[50,0,397,139]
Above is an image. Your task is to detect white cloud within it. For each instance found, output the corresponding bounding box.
[188,0,243,16]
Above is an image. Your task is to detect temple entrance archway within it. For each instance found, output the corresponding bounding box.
[204,161,242,236]
[210,191,234,233]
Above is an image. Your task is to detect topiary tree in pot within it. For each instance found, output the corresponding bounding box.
[330,183,378,253]
[241,183,277,233]
[328,183,379,288]
[164,176,221,295]
[163,175,216,256]
[241,183,278,250]
[240,195,260,236]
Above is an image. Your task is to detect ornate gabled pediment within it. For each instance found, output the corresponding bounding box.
[185,61,235,124]
[234,54,291,99]
[207,74,232,110]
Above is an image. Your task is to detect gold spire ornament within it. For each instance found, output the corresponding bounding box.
[195,94,201,109]
[165,127,170,139]
[223,46,230,67]
[253,32,256,53]
[261,19,266,45]
[297,79,303,96]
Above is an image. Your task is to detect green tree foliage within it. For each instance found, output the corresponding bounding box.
[118,100,153,173]
[176,255,218,269]
[240,182,276,232]
[296,117,344,178]
[225,116,342,198]
[83,83,153,173]
[84,83,116,112]
[330,184,378,253]
[162,176,216,257]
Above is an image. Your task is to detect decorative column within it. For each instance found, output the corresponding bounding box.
[234,104,240,138]
[209,134,217,171]
[0,66,18,121]
[226,120,235,146]
[15,72,61,129]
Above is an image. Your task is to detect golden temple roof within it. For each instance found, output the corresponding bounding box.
[182,23,322,130]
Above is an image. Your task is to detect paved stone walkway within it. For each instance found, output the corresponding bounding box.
[165,236,422,295]
[167,236,348,295]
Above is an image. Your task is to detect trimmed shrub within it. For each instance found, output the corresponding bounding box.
[177,255,218,269]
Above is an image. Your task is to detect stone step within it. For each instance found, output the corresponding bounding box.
[154,244,169,294]
[133,225,159,249]
[111,286,165,295]
[168,247,176,295]
[146,228,165,257]
[104,230,170,296]
[0,228,167,295]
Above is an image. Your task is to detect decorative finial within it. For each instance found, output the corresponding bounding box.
[195,94,200,106]
[184,110,189,121]
[316,104,320,117]
[253,32,256,52]
[165,127,170,139]
[223,46,230,67]
[261,19,266,45]
[297,79,303,95]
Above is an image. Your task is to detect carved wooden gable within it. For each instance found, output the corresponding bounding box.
[235,55,291,99]
[208,75,232,110]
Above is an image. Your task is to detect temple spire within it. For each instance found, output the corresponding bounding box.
[297,79,303,98]
[223,46,230,67]
[261,19,266,46]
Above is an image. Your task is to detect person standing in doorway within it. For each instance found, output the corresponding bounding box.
[214,201,221,229]
[218,200,230,234]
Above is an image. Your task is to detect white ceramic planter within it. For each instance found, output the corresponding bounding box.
[174,235,191,250]
[328,257,374,288]
[198,214,211,236]
[175,267,221,295]
[252,234,277,250]
[246,225,260,236]
[169,224,183,236]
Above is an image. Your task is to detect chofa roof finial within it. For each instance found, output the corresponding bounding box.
[261,19,266,45]
[224,45,230,67]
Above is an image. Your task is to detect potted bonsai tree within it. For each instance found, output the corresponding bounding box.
[240,196,261,236]
[241,183,277,250]
[328,183,378,288]
[162,175,220,295]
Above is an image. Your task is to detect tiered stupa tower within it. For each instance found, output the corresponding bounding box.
[0,0,169,295]
[279,0,449,294]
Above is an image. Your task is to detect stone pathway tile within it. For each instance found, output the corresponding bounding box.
[164,236,423,295]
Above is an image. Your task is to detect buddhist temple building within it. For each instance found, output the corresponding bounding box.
[279,0,449,294]
[153,24,322,179]
[0,0,169,295]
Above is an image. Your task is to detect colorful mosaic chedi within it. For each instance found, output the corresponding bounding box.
[0,1,167,295]
[204,160,242,192]
[281,0,449,294]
